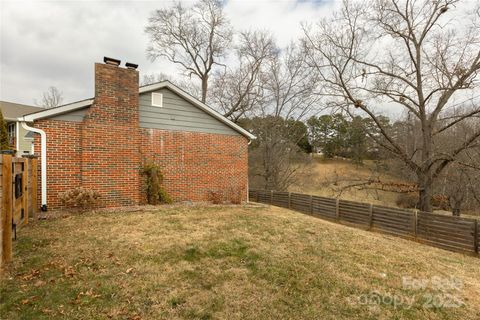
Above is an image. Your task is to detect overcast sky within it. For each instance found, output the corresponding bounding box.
[0,0,337,106]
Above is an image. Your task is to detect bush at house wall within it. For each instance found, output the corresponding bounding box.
[141,162,172,205]
[59,187,101,212]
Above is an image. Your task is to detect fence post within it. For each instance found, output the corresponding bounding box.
[30,158,38,219]
[23,159,29,225]
[288,192,291,209]
[474,220,478,255]
[2,155,13,265]
[335,198,340,221]
[413,210,418,238]
[368,204,373,230]
[310,195,313,214]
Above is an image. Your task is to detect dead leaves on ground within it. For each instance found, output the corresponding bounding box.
[71,288,102,305]
[20,296,37,305]
[106,308,142,320]
[34,279,46,287]
[19,268,40,281]
[63,265,77,278]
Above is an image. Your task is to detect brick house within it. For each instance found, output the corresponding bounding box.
[19,58,255,209]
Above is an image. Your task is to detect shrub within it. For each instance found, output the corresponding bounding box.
[0,109,10,150]
[141,162,172,205]
[226,186,243,205]
[208,187,244,205]
[208,190,224,204]
[59,187,101,212]
[432,194,449,210]
[396,193,418,209]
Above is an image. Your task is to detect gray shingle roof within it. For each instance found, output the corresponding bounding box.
[0,101,43,121]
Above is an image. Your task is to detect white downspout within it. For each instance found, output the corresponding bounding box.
[15,121,20,156]
[20,120,47,212]
[247,139,253,203]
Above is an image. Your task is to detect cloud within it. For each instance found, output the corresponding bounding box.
[0,0,335,105]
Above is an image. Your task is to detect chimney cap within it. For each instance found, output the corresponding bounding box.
[104,56,121,66]
[126,62,138,70]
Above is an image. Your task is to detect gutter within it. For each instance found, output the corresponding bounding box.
[15,122,20,156]
[19,120,47,212]
[246,138,253,202]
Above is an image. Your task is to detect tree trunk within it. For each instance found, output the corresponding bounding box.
[418,172,433,212]
[452,208,461,217]
[201,76,208,103]
[449,195,463,217]
[418,121,433,212]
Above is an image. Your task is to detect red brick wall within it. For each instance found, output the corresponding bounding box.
[34,120,82,208]
[140,129,248,202]
[32,62,249,209]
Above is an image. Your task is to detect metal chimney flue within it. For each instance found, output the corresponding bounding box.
[125,62,138,70]
[104,56,121,66]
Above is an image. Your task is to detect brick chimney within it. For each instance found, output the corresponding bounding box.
[87,58,139,125]
[81,58,142,207]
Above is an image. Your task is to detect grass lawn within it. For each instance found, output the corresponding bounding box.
[1,204,479,320]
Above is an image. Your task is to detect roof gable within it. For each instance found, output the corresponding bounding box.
[0,101,43,120]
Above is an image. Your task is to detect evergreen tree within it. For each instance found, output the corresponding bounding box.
[0,109,10,150]
[346,116,367,165]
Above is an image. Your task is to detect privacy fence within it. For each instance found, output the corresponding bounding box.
[1,154,38,272]
[249,189,479,256]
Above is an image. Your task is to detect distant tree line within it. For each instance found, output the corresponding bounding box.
[307,114,382,164]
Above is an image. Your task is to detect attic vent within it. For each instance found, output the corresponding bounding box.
[152,92,163,107]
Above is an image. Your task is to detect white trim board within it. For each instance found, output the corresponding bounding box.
[20,99,94,122]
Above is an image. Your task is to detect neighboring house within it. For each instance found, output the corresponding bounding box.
[18,58,255,209]
[0,101,42,155]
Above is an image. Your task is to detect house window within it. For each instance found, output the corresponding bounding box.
[7,122,15,146]
[152,92,163,107]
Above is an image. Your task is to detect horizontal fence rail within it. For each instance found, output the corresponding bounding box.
[249,189,479,256]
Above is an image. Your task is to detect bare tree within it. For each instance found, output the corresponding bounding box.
[303,0,480,212]
[246,116,313,191]
[210,30,277,122]
[141,73,170,87]
[247,45,320,190]
[436,111,480,215]
[37,86,63,109]
[265,43,321,120]
[145,0,232,103]
[141,72,202,99]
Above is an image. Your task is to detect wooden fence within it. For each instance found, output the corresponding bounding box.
[249,189,479,256]
[1,154,38,272]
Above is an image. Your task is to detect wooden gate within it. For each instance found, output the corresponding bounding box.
[1,154,38,271]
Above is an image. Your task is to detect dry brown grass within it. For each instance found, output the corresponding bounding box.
[291,158,480,219]
[290,158,404,207]
[1,204,479,319]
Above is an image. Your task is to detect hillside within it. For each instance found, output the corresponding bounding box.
[290,157,480,218]
[290,158,405,207]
